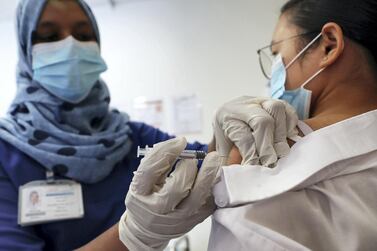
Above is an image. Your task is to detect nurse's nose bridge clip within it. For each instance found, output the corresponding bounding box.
[137,146,207,160]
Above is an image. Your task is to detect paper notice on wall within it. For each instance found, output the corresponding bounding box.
[133,97,165,129]
[171,95,202,134]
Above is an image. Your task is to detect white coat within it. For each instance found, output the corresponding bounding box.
[209,110,377,251]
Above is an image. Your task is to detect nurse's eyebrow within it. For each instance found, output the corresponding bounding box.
[74,21,93,29]
[37,21,58,29]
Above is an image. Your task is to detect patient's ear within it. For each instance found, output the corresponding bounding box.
[227,146,242,165]
[319,22,345,68]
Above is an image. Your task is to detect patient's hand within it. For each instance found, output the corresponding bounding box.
[227,146,242,165]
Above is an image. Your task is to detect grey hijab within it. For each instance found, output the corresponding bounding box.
[0,0,133,184]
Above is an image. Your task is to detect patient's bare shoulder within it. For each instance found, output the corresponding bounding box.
[227,146,242,165]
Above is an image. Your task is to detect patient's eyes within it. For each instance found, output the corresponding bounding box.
[270,45,279,56]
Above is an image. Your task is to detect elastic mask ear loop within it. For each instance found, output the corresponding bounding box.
[285,33,325,90]
[300,67,326,89]
[300,34,346,89]
[285,33,323,69]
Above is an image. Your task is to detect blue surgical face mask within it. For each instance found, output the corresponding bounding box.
[32,36,108,103]
[269,33,325,120]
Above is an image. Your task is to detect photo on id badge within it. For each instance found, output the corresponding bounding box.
[28,190,41,209]
[26,189,44,215]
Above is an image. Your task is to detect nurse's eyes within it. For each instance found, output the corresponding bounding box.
[32,32,61,44]
[73,33,96,42]
[32,19,97,45]
[32,32,96,44]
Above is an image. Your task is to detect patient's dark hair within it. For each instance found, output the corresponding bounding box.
[281,0,377,63]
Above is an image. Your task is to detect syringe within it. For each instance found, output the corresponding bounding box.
[137,146,207,160]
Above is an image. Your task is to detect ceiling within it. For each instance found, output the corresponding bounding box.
[0,0,127,22]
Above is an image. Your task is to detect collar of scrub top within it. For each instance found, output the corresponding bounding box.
[214,110,377,207]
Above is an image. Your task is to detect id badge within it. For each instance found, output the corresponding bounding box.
[18,179,84,226]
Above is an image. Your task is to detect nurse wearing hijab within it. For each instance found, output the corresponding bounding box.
[0,1,207,250]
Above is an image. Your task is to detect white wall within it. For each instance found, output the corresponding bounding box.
[96,0,286,143]
[0,0,285,250]
[0,20,18,115]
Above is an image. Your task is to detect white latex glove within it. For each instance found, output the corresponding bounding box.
[213,96,298,167]
[119,137,225,251]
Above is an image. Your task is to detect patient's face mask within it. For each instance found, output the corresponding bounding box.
[270,33,325,120]
[32,36,108,103]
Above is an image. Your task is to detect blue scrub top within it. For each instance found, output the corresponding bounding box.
[0,121,207,251]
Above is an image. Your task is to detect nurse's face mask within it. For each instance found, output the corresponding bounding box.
[258,33,325,120]
[32,35,108,104]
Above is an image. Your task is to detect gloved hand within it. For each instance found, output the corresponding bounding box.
[119,137,226,251]
[213,96,298,167]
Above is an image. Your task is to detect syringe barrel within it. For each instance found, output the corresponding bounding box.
[137,147,207,160]
[179,150,207,160]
